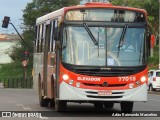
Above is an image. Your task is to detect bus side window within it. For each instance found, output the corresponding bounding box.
[38,24,43,53]
[35,25,39,53]
[51,19,57,52]
[42,20,51,53]
[49,21,52,52]
[35,26,37,52]
[54,19,58,41]
[37,25,41,53]
[47,22,51,52]
[50,20,54,52]
[41,24,45,52]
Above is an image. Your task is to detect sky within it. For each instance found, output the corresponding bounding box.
[0,0,32,34]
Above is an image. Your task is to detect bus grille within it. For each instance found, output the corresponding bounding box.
[85,91,124,99]
[87,95,123,99]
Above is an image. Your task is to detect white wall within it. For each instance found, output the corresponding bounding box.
[0,41,17,64]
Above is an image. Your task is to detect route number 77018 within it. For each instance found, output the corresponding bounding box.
[119,76,136,82]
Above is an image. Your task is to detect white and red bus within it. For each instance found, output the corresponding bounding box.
[33,2,150,112]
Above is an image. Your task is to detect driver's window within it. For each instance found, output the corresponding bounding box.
[107,27,123,52]
[122,28,135,52]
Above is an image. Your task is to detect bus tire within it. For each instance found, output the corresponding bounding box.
[39,96,49,107]
[49,99,55,107]
[49,76,55,107]
[55,100,67,112]
[121,102,133,113]
[38,75,49,107]
[104,102,114,109]
[94,102,103,110]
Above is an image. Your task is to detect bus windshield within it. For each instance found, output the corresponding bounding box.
[62,26,145,67]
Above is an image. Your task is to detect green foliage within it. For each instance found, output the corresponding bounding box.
[22,0,79,28]
[0,60,32,78]
[22,0,79,57]
[148,45,159,70]
[111,0,144,7]
[111,0,159,35]
[0,0,79,78]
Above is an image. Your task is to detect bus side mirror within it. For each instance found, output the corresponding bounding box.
[147,34,155,57]
[147,33,151,56]
[150,34,155,49]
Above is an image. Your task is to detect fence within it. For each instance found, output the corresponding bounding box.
[0,77,33,88]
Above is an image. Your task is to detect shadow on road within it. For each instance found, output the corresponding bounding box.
[39,104,122,117]
[148,90,160,95]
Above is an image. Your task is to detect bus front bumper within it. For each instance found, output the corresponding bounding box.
[59,81,147,102]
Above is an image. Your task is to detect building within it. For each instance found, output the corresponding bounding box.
[0,34,19,64]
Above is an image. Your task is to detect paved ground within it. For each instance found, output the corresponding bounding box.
[0,89,160,120]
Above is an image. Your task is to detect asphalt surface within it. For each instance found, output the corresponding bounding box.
[0,89,160,120]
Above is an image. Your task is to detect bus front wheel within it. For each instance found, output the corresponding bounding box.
[55,100,67,112]
[94,102,103,110]
[104,102,114,109]
[120,102,133,113]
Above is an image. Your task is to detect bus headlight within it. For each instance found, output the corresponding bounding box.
[69,80,74,85]
[136,81,140,85]
[129,83,134,89]
[62,74,69,81]
[76,82,81,88]
[140,76,146,83]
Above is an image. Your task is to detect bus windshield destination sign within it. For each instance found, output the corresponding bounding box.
[65,9,145,22]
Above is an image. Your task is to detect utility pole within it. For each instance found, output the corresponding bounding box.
[9,24,28,81]
[2,16,28,80]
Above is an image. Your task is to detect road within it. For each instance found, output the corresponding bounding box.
[0,89,160,120]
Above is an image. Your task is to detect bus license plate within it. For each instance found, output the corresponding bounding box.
[98,91,112,96]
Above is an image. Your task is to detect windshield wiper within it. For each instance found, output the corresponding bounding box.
[81,11,98,46]
[83,22,98,46]
[117,24,128,57]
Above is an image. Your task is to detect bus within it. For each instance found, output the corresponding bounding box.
[33,2,150,112]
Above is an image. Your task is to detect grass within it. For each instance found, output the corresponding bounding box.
[0,60,32,78]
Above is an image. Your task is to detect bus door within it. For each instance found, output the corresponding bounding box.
[44,19,58,99]
[47,19,57,99]
[43,20,51,97]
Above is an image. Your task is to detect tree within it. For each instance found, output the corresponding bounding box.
[23,0,79,29]
[9,0,79,60]
[111,0,143,7]
[143,0,159,36]
[7,0,79,77]
[111,0,159,37]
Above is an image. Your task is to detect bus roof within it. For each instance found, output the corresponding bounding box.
[36,8,64,24]
[36,2,147,24]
